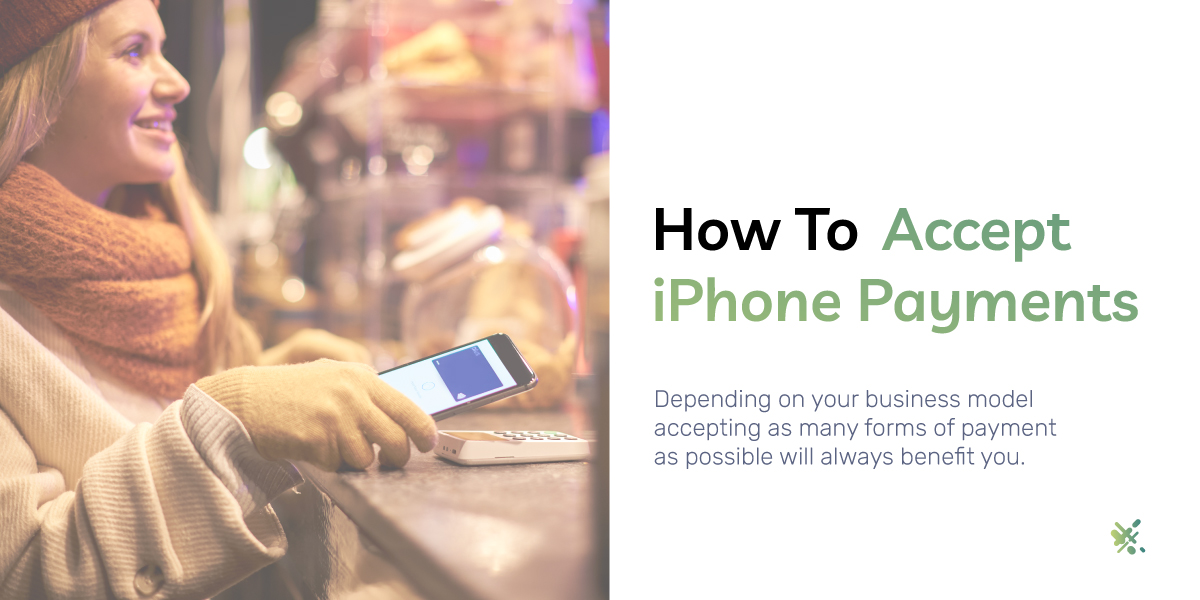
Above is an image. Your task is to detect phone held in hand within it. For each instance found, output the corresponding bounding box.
[377,333,538,421]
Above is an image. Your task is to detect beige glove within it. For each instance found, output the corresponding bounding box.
[198,359,436,471]
[260,328,372,366]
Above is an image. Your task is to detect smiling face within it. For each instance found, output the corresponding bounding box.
[26,0,189,205]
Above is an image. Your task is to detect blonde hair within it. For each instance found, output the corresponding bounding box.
[0,18,261,375]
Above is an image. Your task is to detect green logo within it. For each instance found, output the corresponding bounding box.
[1111,519,1146,555]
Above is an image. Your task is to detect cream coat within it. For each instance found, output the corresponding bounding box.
[0,286,295,599]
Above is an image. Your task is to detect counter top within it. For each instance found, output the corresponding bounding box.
[298,409,599,600]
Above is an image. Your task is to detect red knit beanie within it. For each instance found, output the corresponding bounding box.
[0,0,160,74]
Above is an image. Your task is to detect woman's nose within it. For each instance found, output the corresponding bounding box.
[153,57,190,105]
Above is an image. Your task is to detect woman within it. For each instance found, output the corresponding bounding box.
[0,0,436,597]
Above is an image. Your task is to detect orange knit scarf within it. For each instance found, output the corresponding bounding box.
[0,162,200,399]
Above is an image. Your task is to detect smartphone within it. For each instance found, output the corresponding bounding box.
[377,333,538,420]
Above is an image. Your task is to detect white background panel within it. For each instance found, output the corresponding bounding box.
[611,2,1199,597]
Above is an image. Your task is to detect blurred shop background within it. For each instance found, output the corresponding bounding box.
[160,0,607,369]
[158,0,609,597]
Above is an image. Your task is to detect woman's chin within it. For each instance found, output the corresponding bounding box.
[126,158,177,184]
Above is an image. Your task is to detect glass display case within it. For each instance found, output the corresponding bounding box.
[248,0,597,378]
[394,198,578,409]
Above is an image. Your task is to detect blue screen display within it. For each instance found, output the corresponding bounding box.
[433,346,504,402]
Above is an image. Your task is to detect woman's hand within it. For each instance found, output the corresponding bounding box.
[259,328,372,366]
[197,359,437,470]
